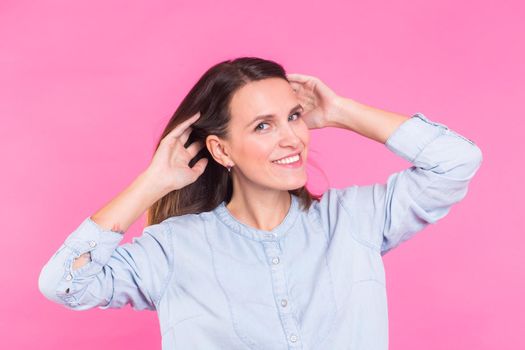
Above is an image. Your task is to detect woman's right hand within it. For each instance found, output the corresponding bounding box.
[144,112,209,195]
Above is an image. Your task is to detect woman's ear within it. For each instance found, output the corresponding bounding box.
[206,135,233,167]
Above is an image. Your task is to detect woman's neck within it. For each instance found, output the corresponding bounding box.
[226,188,291,232]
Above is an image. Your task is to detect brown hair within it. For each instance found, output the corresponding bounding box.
[146,57,322,226]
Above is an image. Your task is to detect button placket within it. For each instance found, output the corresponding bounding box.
[262,241,302,347]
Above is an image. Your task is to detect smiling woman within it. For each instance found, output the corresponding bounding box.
[150,57,322,226]
[209,76,312,221]
[38,56,483,350]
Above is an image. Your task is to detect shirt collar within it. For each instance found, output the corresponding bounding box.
[212,193,300,241]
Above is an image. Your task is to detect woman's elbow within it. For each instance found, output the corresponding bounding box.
[38,262,64,305]
[461,143,483,178]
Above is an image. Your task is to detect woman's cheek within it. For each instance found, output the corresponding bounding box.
[298,124,310,145]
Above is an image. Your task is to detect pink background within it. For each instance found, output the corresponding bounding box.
[1,0,523,349]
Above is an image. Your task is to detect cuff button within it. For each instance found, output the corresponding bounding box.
[89,240,97,248]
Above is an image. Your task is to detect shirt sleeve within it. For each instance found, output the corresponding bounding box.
[334,112,483,256]
[38,216,173,311]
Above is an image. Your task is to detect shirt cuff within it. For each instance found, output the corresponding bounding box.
[384,113,451,162]
[39,216,125,307]
[63,216,124,272]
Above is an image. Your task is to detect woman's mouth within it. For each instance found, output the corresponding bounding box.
[271,154,303,168]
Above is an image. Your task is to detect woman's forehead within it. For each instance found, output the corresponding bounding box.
[230,78,298,120]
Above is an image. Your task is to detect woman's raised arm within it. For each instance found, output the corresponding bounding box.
[334,110,483,255]
[287,73,482,255]
[38,112,208,310]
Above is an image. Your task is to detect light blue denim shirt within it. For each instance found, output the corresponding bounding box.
[39,113,482,349]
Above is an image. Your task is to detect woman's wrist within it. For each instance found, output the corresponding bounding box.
[325,96,361,130]
[90,171,168,234]
[137,170,172,201]
[325,96,410,144]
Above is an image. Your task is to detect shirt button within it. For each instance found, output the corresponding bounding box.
[89,240,97,248]
[290,334,298,342]
[280,299,288,307]
[65,273,73,281]
[272,257,280,265]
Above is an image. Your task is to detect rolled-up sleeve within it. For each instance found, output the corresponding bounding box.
[38,216,173,311]
[336,113,483,256]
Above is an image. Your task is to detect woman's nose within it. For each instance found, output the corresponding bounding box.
[279,125,301,148]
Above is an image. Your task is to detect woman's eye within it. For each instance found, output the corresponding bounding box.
[289,111,302,121]
[255,112,301,132]
[255,122,269,131]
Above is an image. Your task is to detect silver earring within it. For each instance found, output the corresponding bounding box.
[227,164,233,172]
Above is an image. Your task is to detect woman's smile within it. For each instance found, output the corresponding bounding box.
[271,153,303,168]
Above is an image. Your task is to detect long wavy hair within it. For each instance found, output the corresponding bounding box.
[146,57,323,226]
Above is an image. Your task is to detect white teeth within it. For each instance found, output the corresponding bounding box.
[272,154,300,164]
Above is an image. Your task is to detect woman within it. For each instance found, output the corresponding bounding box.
[38,57,483,349]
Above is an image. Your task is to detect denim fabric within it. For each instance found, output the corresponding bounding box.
[39,113,483,349]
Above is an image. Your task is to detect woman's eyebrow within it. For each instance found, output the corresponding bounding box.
[246,104,304,128]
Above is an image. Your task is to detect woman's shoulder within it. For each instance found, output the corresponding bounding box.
[308,186,357,210]
[307,185,375,228]
[149,209,216,237]
[299,187,355,225]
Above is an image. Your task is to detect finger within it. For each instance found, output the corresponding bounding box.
[289,81,303,93]
[298,94,317,109]
[300,99,315,111]
[179,125,193,147]
[191,157,208,174]
[165,112,201,140]
[185,140,205,158]
[286,73,313,83]
[291,83,315,103]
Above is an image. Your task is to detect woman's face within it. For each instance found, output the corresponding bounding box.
[222,77,310,191]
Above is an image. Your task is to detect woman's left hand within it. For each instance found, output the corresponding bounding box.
[287,73,341,129]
